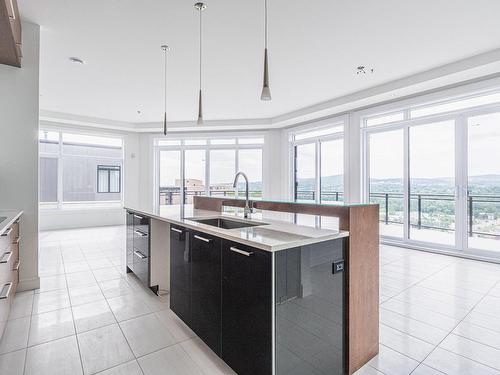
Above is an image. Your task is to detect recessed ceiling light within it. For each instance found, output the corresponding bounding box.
[69,57,85,64]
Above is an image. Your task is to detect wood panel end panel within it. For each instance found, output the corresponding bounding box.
[347,205,380,374]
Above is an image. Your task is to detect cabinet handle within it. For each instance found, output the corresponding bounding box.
[170,227,183,234]
[1,227,12,237]
[134,230,148,237]
[0,251,12,264]
[13,237,20,245]
[0,283,12,300]
[133,214,143,220]
[194,234,212,243]
[134,250,147,259]
[230,247,253,257]
[13,260,20,271]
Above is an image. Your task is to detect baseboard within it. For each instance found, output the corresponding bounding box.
[18,276,40,292]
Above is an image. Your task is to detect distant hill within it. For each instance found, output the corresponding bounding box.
[307,174,500,195]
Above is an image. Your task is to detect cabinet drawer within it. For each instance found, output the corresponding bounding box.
[0,222,17,252]
[0,280,14,339]
[133,230,149,257]
[10,221,19,242]
[132,213,150,234]
[11,240,19,266]
[0,247,15,285]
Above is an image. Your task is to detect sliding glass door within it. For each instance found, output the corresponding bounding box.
[293,133,344,204]
[294,143,316,202]
[466,113,500,253]
[368,129,405,239]
[409,120,456,246]
[365,112,500,258]
[159,150,181,205]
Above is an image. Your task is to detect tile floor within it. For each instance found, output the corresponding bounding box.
[0,226,499,375]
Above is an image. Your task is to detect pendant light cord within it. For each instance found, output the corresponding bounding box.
[199,8,202,91]
[164,48,167,118]
[264,0,268,48]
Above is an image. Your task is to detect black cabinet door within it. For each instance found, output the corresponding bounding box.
[221,240,272,375]
[170,225,191,326]
[191,231,222,356]
[126,211,134,273]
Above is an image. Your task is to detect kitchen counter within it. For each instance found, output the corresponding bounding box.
[0,209,22,236]
[124,204,348,252]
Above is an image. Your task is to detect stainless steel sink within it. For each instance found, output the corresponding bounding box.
[189,217,267,229]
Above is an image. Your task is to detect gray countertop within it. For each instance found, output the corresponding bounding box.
[124,205,349,252]
[0,209,22,236]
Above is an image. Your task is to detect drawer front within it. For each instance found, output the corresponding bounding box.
[0,247,15,285]
[10,221,19,241]
[133,213,150,235]
[11,241,19,266]
[0,280,14,340]
[0,222,18,253]
[133,230,149,257]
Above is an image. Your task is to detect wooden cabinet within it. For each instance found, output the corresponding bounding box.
[190,231,221,355]
[0,0,21,67]
[169,225,191,326]
[221,240,272,375]
[0,217,21,341]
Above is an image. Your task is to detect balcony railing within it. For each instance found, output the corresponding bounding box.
[295,190,344,202]
[296,190,500,239]
[159,188,262,205]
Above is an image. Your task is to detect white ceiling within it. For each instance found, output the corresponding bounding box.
[19,0,500,124]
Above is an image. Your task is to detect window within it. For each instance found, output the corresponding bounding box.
[209,149,236,196]
[156,136,264,206]
[411,91,500,118]
[362,88,500,258]
[291,121,345,203]
[39,130,123,208]
[97,165,121,193]
[39,157,58,203]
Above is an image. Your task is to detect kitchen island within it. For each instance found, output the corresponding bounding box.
[124,198,378,375]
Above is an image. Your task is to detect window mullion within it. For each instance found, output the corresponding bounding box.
[57,131,63,208]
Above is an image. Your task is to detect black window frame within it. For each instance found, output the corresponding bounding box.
[97,165,121,193]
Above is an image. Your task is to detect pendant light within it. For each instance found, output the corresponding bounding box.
[260,0,271,100]
[161,45,170,135]
[194,2,206,125]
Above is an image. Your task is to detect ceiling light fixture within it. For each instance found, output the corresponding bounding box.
[194,2,206,125]
[161,44,170,135]
[69,57,85,64]
[356,66,374,75]
[260,0,271,101]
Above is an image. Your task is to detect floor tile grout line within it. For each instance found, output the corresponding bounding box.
[21,314,32,375]
[378,321,444,347]
[97,266,141,370]
[376,258,474,374]
[63,256,86,375]
[411,278,500,373]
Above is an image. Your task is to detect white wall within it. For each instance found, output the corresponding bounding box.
[0,22,40,291]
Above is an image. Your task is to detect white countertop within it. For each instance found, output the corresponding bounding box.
[124,205,349,252]
[0,209,22,236]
